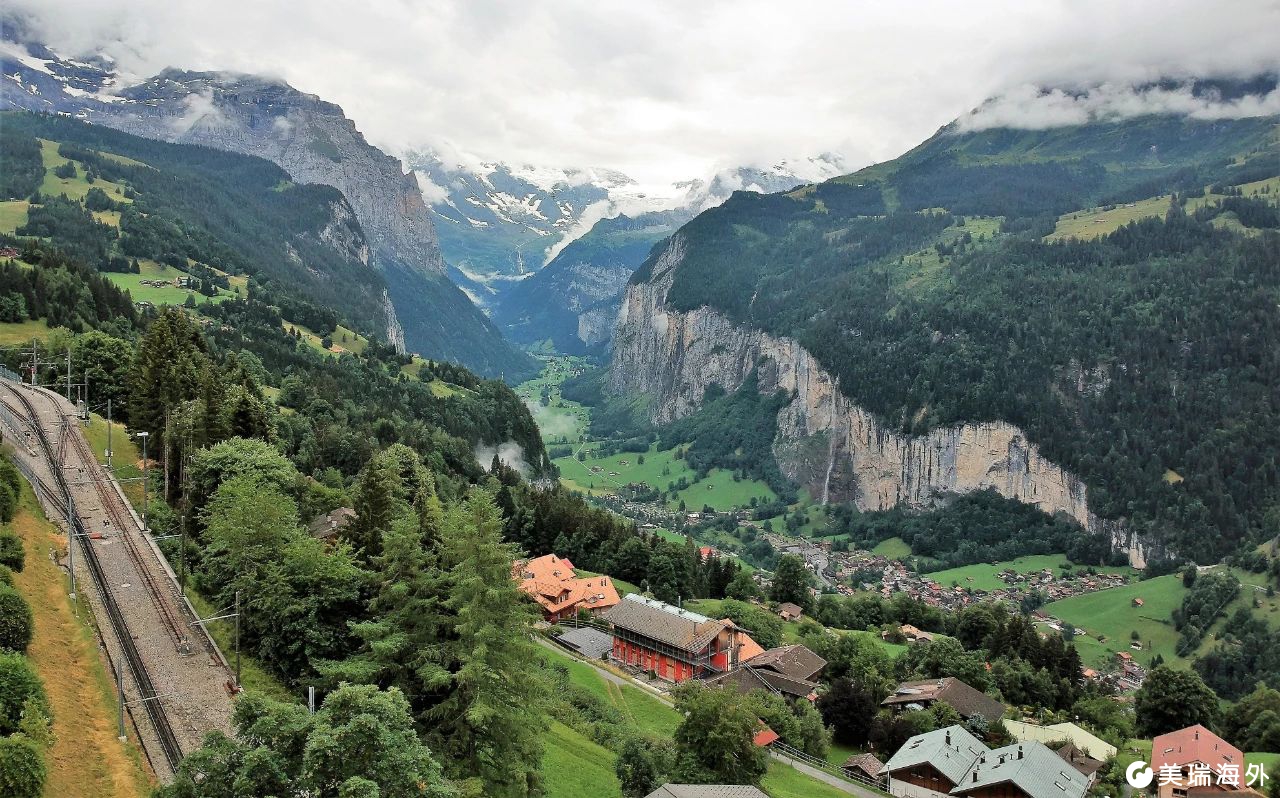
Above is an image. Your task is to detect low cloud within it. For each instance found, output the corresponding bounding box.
[271,114,294,137]
[475,440,529,476]
[413,169,452,205]
[960,81,1280,131]
[524,399,578,440]
[169,88,228,134]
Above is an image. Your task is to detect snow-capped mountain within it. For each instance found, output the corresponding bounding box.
[0,24,537,378]
[404,147,848,303]
[488,156,850,353]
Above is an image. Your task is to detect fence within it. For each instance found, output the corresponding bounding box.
[770,740,889,793]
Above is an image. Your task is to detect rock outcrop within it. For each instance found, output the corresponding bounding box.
[610,235,1152,566]
[1,35,533,377]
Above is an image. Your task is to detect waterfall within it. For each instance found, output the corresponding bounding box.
[821,377,838,505]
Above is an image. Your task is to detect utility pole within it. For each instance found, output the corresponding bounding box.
[65,347,71,401]
[234,589,241,689]
[116,664,126,741]
[106,399,113,469]
[135,432,149,531]
[64,440,76,602]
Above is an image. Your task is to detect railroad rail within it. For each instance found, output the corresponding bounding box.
[62,419,191,652]
[0,380,186,774]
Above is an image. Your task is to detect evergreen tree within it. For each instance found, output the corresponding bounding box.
[426,491,547,798]
[348,456,401,560]
[770,554,813,612]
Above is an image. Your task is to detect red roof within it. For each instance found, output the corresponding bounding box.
[514,554,620,617]
[753,727,780,747]
[1152,725,1243,776]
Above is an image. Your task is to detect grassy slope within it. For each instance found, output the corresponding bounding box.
[38,138,135,205]
[0,198,29,233]
[0,318,52,345]
[1046,176,1280,241]
[541,721,622,798]
[871,537,911,559]
[926,554,1136,592]
[1045,574,1186,668]
[5,481,152,797]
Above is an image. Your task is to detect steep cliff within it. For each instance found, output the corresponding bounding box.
[0,36,533,378]
[611,235,1154,566]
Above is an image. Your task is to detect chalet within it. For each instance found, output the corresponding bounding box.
[308,507,356,541]
[1151,725,1257,798]
[514,553,621,622]
[952,742,1088,798]
[885,725,987,798]
[894,624,935,643]
[1055,743,1105,784]
[644,786,769,798]
[602,594,752,682]
[705,643,825,701]
[1002,720,1116,761]
[777,602,804,621]
[882,677,1005,723]
[842,753,886,784]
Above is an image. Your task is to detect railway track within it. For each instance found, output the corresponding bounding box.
[0,380,187,774]
[62,420,191,653]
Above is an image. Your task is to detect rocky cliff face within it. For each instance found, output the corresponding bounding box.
[1,36,534,377]
[610,235,1152,566]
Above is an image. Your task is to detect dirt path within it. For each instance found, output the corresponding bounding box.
[8,485,153,798]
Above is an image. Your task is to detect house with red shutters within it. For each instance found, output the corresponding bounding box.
[602,593,760,682]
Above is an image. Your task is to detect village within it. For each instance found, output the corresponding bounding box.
[506,551,1227,798]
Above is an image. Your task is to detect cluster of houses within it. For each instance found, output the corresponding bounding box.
[884,721,1263,798]
[527,565,1257,798]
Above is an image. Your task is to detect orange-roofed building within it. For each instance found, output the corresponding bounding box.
[1151,725,1259,798]
[514,553,621,622]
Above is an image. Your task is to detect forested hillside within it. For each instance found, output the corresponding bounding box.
[634,110,1280,562]
[0,104,777,796]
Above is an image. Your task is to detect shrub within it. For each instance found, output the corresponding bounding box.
[0,652,48,735]
[0,566,12,587]
[0,535,22,572]
[0,734,46,798]
[0,587,33,652]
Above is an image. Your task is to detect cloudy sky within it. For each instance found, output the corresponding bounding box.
[9,0,1280,185]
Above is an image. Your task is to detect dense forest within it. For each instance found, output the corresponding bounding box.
[638,112,1280,561]
[2,112,392,337]
[826,489,1121,570]
[0,113,795,796]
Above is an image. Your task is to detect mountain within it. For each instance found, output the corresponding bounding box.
[405,149,634,283]
[609,80,1280,565]
[408,149,846,297]
[0,29,535,379]
[486,159,848,352]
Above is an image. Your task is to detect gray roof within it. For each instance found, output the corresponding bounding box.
[644,786,769,798]
[746,644,826,682]
[882,677,1005,722]
[704,663,817,699]
[556,626,613,660]
[602,594,729,653]
[953,741,1089,798]
[884,725,988,785]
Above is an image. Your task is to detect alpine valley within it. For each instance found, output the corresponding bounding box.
[4,9,1280,798]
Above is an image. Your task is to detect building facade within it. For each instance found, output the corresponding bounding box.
[604,594,748,682]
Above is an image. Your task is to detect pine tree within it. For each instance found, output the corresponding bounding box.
[428,491,547,798]
[348,456,401,560]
